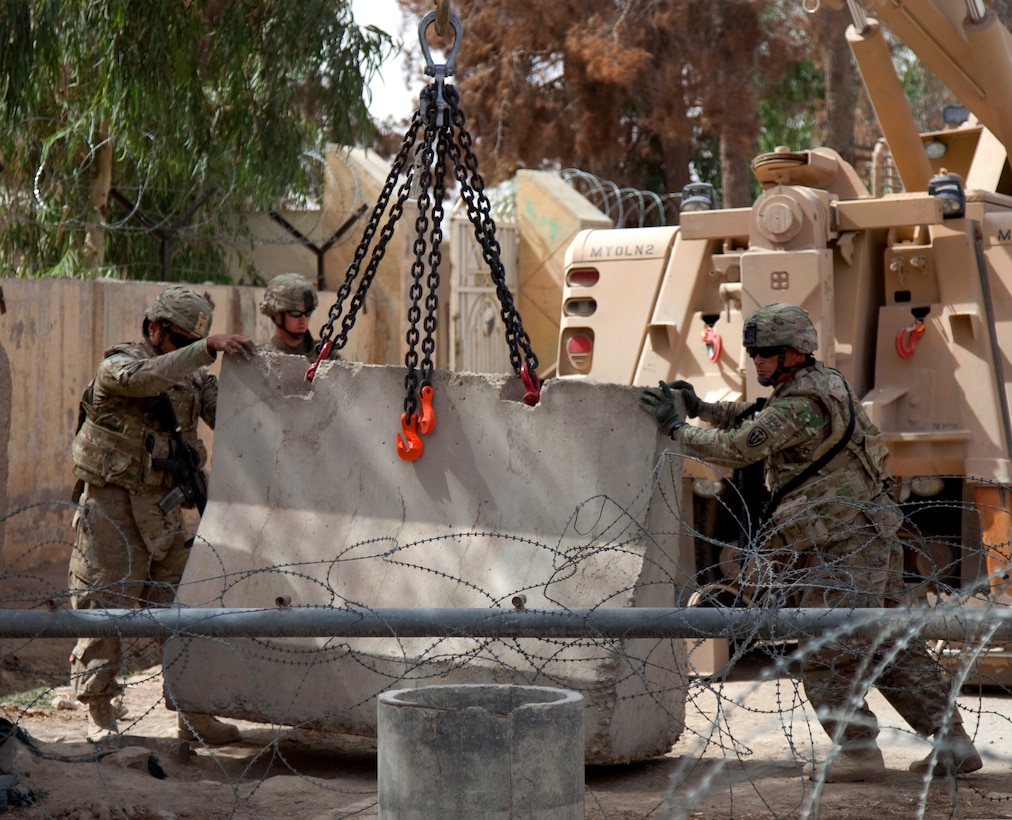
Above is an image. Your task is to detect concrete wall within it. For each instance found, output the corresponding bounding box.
[166,355,693,764]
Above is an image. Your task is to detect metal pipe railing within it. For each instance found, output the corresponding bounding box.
[1,606,1011,642]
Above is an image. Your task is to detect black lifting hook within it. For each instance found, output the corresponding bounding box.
[417,9,463,127]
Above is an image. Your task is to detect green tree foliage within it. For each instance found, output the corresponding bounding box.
[0,0,392,281]
[758,59,824,156]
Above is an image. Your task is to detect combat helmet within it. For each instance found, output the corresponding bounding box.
[145,285,213,339]
[742,303,818,354]
[259,273,318,317]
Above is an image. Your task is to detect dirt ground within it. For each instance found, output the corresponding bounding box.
[1,649,1010,820]
[1,565,1010,819]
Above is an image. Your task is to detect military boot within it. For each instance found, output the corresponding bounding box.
[85,698,118,743]
[804,744,886,783]
[909,724,983,776]
[177,713,241,745]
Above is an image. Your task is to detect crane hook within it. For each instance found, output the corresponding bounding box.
[418,384,436,435]
[895,319,925,360]
[701,325,722,364]
[397,413,424,461]
[520,363,541,407]
[305,340,334,382]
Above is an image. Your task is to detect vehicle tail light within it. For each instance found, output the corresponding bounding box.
[564,330,594,372]
[566,268,600,287]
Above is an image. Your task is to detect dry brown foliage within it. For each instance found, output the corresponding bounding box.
[395,0,808,203]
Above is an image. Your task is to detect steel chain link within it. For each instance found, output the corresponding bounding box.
[315,67,538,412]
[316,111,423,355]
[449,105,539,375]
[402,115,438,417]
[420,127,449,390]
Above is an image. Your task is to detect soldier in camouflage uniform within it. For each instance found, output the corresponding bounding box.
[640,303,982,782]
[258,273,339,360]
[70,285,256,744]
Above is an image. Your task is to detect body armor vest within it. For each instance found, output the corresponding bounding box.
[73,343,207,494]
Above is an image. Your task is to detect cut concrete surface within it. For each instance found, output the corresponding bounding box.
[166,353,694,764]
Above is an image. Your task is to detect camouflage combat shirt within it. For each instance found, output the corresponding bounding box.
[673,361,895,531]
[73,338,218,495]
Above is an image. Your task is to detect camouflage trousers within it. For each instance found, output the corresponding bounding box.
[68,483,191,703]
[747,508,958,745]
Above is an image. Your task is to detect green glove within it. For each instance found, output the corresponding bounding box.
[665,380,702,418]
[638,381,687,436]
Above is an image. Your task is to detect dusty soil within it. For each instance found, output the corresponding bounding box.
[0,565,1010,819]
[1,653,1010,820]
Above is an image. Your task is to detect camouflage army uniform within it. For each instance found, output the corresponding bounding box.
[69,332,217,705]
[673,360,959,747]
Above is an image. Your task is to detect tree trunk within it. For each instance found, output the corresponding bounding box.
[819,7,856,165]
[719,130,753,209]
[84,130,113,270]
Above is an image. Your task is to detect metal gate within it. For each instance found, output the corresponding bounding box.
[448,211,517,373]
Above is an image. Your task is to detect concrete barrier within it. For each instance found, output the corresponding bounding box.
[165,353,695,763]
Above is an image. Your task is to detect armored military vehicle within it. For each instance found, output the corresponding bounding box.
[558,0,1012,679]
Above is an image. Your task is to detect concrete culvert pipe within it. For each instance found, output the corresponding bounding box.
[377,684,585,820]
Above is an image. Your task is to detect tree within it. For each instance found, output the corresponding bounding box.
[0,1,393,281]
[805,4,857,164]
[394,1,824,211]
[687,1,769,207]
[394,1,974,209]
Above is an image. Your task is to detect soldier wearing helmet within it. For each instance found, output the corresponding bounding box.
[741,302,818,386]
[259,273,338,360]
[640,302,981,782]
[69,285,255,745]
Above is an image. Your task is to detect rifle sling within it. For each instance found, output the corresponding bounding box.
[762,388,856,521]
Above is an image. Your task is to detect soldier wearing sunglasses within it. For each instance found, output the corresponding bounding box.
[69,285,254,745]
[640,302,980,783]
[259,273,340,361]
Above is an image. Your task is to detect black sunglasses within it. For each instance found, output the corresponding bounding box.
[161,323,197,349]
[747,346,784,359]
[285,310,312,319]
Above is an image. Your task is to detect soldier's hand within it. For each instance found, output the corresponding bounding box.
[207,333,256,361]
[665,380,702,418]
[639,381,687,436]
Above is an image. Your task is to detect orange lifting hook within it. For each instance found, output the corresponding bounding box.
[895,319,925,360]
[520,363,541,406]
[305,340,333,382]
[397,413,424,461]
[418,385,435,435]
[701,325,722,363]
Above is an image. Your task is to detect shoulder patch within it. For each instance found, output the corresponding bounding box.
[746,427,768,448]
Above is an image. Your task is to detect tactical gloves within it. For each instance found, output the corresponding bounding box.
[665,380,702,417]
[639,381,688,436]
